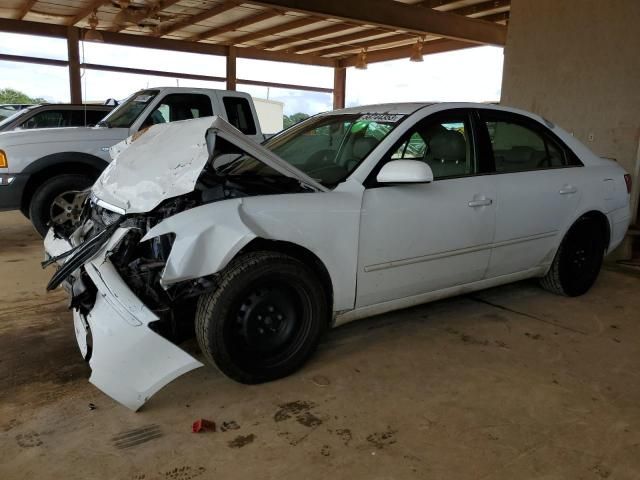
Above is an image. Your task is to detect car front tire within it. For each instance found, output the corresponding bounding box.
[195,251,329,384]
[540,216,606,297]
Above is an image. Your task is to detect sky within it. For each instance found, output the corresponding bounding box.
[0,31,504,116]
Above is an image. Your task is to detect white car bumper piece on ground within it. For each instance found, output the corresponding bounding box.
[44,104,632,410]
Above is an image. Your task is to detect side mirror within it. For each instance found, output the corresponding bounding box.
[376,160,434,184]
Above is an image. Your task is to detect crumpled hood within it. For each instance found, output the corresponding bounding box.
[0,125,127,147]
[92,116,327,214]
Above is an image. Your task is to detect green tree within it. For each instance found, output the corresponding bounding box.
[0,88,46,104]
[283,112,310,129]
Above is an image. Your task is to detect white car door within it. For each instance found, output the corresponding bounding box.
[477,109,582,278]
[355,110,497,308]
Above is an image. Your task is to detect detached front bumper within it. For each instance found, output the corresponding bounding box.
[44,228,203,411]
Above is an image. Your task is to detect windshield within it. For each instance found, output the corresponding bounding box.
[0,106,35,127]
[98,90,159,129]
[216,113,401,187]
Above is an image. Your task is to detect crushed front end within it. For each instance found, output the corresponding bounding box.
[43,197,207,411]
[43,116,325,410]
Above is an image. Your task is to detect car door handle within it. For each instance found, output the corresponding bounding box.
[468,199,493,207]
[559,185,577,195]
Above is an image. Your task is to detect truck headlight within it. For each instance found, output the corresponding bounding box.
[0,150,7,168]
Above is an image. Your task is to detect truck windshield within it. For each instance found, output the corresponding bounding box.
[97,90,159,129]
[217,113,401,188]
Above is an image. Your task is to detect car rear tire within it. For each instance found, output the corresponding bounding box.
[195,251,329,384]
[28,174,94,237]
[540,216,606,297]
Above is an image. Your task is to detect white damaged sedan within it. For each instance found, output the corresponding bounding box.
[44,103,632,410]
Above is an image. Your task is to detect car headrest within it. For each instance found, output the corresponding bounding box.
[352,136,378,160]
[428,129,466,163]
[504,146,535,164]
[173,106,193,121]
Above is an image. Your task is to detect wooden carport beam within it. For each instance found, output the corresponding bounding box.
[333,66,346,110]
[226,46,237,90]
[66,27,82,103]
[247,0,507,45]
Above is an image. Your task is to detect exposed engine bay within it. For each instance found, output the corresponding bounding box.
[46,144,311,342]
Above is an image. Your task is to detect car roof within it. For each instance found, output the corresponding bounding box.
[329,103,437,116]
[31,104,113,109]
[329,102,554,127]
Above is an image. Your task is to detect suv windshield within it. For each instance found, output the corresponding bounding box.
[98,90,159,128]
[0,106,35,127]
[216,113,401,187]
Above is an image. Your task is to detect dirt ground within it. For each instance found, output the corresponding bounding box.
[1,210,639,480]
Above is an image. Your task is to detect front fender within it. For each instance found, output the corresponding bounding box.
[141,199,256,286]
[140,186,364,312]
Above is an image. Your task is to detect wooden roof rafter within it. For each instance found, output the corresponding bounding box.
[109,0,184,33]
[251,0,509,56]
[3,0,511,71]
[188,8,282,42]
[67,0,110,26]
[153,0,242,37]
[15,0,39,20]
[226,16,320,46]
[245,0,507,45]
[258,22,361,50]
[290,31,412,55]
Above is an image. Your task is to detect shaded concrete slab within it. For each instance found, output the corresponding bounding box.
[1,211,639,480]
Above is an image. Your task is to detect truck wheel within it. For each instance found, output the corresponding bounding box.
[195,251,329,384]
[540,216,606,297]
[28,174,94,237]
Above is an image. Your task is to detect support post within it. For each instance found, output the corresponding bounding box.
[67,27,82,103]
[226,46,237,91]
[333,66,346,110]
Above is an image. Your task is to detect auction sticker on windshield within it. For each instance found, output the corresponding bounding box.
[134,95,153,103]
[358,114,405,123]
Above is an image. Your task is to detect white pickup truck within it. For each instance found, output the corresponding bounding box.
[0,87,265,235]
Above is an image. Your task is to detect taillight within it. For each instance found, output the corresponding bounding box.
[624,174,632,194]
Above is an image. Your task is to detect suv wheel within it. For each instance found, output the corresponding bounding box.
[29,174,94,237]
[195,251,329,384]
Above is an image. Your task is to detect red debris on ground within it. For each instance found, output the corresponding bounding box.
[192,419,216,433]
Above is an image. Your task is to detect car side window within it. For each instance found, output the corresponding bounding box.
[482,115,568,173]
[22,110,68,129]
[70,109,110,127]
[222,97,257,135]
[142,94,213,128]
[388,114,475,180]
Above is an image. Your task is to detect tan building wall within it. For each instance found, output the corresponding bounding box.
[501,0,640,230]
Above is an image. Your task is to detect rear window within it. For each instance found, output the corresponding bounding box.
[223,97,257,135]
